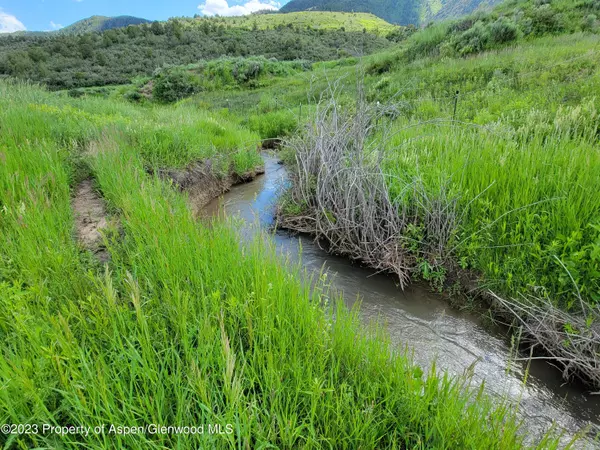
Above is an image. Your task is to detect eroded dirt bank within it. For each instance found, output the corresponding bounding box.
[72,179,110,262]
[160,160,264,215]
[71,159,263,261]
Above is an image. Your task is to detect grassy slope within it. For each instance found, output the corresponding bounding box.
[279,0,499,25]
[363,13,600,308]
[195,12,399,34]
[279,0,422,26]
[323,18,600,306]
[0,80,566,448]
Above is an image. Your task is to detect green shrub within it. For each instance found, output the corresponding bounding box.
[366,57,393,75]
[68,88,85,98]
[584,0,600,10]
[405,22,451,60]
[455,21,491,55]
[149,57,312,98]
[583,14,598,31]
[489,17,519,44]
[528,4,564,34]
[124,90,144,102]
[449,17,475,34]
[153,69,202,103]
[384,24,417,42]
[203,56,311,86]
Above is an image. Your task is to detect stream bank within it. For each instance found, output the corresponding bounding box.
[204,154,600,447]
[160,159,264,215]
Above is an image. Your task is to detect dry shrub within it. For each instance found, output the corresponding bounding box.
[279,80,458,288]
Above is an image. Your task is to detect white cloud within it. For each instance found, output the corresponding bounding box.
[49,21,64,30]
[0,9,27,34]
[198,0,280,17]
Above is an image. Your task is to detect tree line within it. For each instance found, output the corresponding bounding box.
[0,20,391,90]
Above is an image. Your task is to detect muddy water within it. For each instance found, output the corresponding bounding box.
[205,155,600,448]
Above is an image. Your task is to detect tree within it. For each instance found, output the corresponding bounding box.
[151,21,164,35]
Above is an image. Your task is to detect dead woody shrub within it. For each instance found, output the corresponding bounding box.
[279,80,459,288]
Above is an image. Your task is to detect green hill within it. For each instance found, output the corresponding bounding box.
[0,15,391,90]
[57,15,151,34]
[280,0,503,26]
[192,11,399,34]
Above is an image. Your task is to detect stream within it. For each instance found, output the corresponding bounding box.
[205,155,600,448]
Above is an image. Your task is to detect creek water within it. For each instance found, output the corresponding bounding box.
[205,155,600,448]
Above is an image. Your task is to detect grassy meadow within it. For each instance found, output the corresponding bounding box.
[0,78,567,447]
[2,0,600,446]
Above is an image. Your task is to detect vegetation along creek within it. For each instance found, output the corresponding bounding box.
[206,154,600,448]
[2,0,600,447]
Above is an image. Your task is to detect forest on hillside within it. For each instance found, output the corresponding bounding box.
[0,19,390,90]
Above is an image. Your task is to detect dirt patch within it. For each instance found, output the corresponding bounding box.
[160,160,264,216]
[261,138,282,149]
[73,179,110,262]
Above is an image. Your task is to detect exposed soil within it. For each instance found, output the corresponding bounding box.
[160,160,265,216]
[72,179,110,262]
[261,138,282,149]
[70,160,262,261]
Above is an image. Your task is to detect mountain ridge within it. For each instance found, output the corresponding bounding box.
[57,15,151,34]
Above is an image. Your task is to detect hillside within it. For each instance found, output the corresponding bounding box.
[0,15,391,90]
[192,11,399,34]
[57,15,151,34]
[280,0,502,25]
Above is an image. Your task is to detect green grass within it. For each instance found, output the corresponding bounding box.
[3,0,598,439]
[191,12,399,35]
[0,81,567,448]
[145,57,313,104]
[365,33,600,307]
[200,30,600,312]
[0,80,262,172]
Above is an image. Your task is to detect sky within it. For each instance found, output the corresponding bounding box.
[0,0,285,33]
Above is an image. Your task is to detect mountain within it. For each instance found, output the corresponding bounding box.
[57,15,151,34]
[280,0,503,26]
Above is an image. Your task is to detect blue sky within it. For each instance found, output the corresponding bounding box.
[0,0,285,33]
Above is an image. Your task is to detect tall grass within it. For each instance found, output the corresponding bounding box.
[251,32,600,311]
[382,110,600,307]
[0,81,566,447]
[362,34,600,309]
[0,80,262,172]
